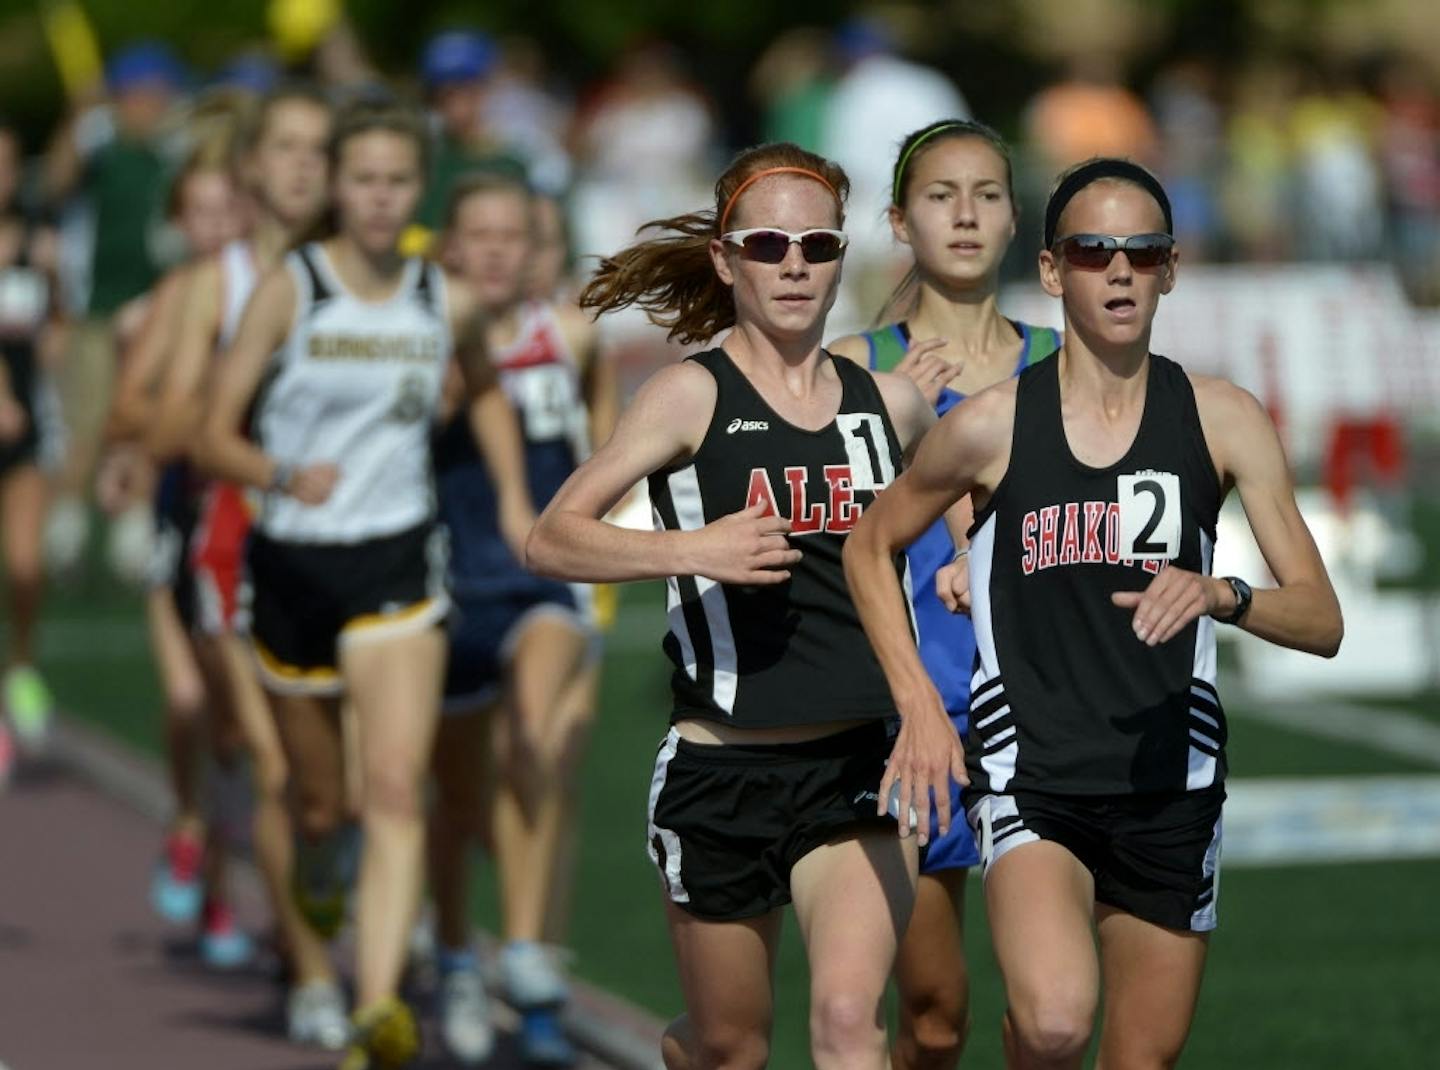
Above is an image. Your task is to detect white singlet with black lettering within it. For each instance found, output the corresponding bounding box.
[646,348,911,729]
[253,243,450,543]
[966,353,1224,796]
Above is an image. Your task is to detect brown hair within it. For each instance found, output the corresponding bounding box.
[445,170,534,231]
[166,133,239,221]
[239,82,333,159]
[579,142,849,345]
[876,118,1016,326]
[303,99,429,243]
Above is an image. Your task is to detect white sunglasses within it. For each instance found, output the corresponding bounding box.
[720,227,849,264]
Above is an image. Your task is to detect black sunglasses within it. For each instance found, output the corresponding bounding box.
[1052,232,1174,270]
[721,227,849,265]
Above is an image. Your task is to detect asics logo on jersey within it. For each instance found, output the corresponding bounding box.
[745,464,864,534]
[727,418,769,434]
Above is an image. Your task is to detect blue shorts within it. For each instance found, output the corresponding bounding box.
[442,583,595,714]
[919,712,980,874]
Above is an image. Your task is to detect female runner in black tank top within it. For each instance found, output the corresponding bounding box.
[527,144,935,1070]
[844,159,1342,1069]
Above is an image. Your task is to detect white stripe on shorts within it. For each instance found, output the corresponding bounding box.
[646,728,689,904]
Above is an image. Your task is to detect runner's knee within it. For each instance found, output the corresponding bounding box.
[363,759,423,821]
[899,992,969,1068]
[679,1020,768,1070]
[1008,994,1093,1064]
[252,747,289,802]
[810,986,884,1060]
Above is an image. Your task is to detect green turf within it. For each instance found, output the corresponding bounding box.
[15,574,1439,1067]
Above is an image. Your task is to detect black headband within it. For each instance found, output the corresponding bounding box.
[1044,159,1173,248]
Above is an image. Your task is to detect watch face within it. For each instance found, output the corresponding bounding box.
[1228,577,1251,621]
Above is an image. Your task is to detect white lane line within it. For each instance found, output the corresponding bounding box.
[1229,694,1440,768]
[1224,775,1440,867]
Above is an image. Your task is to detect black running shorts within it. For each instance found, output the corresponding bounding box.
[646,721,896,920]
[243,523,449,695]
[967,783,1225,932]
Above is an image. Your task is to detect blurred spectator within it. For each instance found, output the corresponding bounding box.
[1289,62,1386,261]
[42,40,185,578]
[749,26,835,152]
[1221,61,1300,262]
[482,36,574,196]
[413,29,528,238]
[1150,57,1225,260]
[1022,54,1159,173]
[818,16,968,330]
[568,40,717,266]
[213,50,282,96]
[1374,54,1440,303]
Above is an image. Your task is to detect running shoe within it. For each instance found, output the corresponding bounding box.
[339,997,419,1070]
[150,828,204,924]
[287,978,350,1050]
[438,967,494,1065]
[518,1007,577,1067]
[43,496,89,580]
[292,824,361,939]
[500,941,570,1009]
[3,664,54,752]
[199,898,255,970]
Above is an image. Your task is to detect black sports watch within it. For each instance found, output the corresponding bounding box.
[1216,576,1252,625]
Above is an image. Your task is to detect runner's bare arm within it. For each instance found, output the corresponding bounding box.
[826,333,869,366]
[447,281,500,398]
[194,267,298,491]
[844,387,1014,843]
[107,266,190,444]
[558,303,618,448]
[467,387,535,562]
[527,361,799,584]
[146,258,222,458]
[872,370,936,462]
[1113,379,1343,656]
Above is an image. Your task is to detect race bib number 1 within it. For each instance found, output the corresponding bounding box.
[1117,471,1181,560]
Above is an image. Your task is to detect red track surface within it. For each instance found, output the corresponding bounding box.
[0,761,619,1070]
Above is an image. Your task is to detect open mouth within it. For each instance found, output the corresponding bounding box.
[1104,297,1137,317]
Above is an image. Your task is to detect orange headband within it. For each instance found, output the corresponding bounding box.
[718,166,841,234]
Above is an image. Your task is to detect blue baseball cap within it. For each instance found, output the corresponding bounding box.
[420,30,496,90]
[214,52,281,95]
[107,41,186,94]
[834,18,894,62]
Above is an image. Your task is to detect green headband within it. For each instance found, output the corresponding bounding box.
[891,122,967,206]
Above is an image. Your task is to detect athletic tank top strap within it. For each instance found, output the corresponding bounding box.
[971,354,1055,533]
[415,259,443,317]
[1019,322,1062,367]
[294,244,335,309]
[1156,353,1222,539]
[861,322,910,372]
[219,240,258,351]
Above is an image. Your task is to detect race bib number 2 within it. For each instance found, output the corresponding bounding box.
[1117,471,1181,560]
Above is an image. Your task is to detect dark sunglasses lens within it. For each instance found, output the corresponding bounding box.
[740,231,791,263]
[1125,237,1172,268]
[1062,236,1116,269]
[799,233,843,263]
